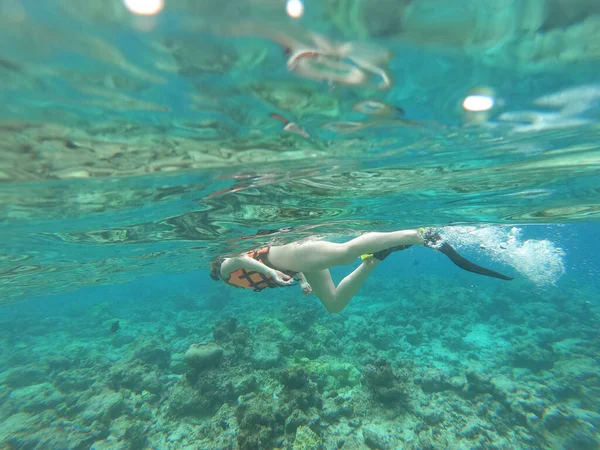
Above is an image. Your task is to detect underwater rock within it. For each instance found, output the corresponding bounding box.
[542,405,575,431]
[135,342,170,369]
[184,342,224,370]
[322,392,354,423]
[236,393,285,449]
[80,391,125,425]
[405,330,423,346]
[169,353,187,375]
[416,369,462,393]
[279,367,323,416]
[233,375,258,398]
[525,412,540,427]
[3,366,46,388]
[110,333,135,349]
[285,409,310,434]
[55,368,96,393]
[303,359,362,390]
[8,382,65,414]
[300,342,325,360]
[510,343,557,372]
[459,421,483,439]
[281,335,306,358]
[475,402,489,417]
[283,387,323,414]
[167,371,235,417]
[256,317,294,341]
[251,341,281,369]
[213,317,238,343]
[139,371,161,395]
[123,422,148,450]
[281,367,310,390]
[348,418,362,428]
[551,358,600,400]
[46,355,72,372]
[322,404,352,423]
[508,391,549,424]
[141,389,158,403]
[573,408,600,429]
[165,383,201,416]
[0,413,37,447]
[109,361,161,394]
[292,425,321,450]
[363,358,395,387]
[549,379,580,400]
[465,369,503,399]
[363,358,408,405]
[363,426,390,450]
[421,409,444,426]
[562,431,599,450]
[175,322,192,338]
[370,330,391,350]
[2,415,107,450]
[287,305,321,332]
[231,325,252,356]
[213,319,252,356]
[376,387,405,404]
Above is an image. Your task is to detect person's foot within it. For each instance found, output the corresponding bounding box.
[361,244,413,262]
[418,227,444,248]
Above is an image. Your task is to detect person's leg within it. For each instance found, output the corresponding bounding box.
[304,259,380,314]
[268,229,424,272]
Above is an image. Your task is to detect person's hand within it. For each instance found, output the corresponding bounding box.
[271,270,295,286]
[300,281,313,296]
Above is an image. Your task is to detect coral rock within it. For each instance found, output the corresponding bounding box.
[184,343,224,370]
[293,425,321,450]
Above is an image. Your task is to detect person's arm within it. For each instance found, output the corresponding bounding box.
[220,255,295,286]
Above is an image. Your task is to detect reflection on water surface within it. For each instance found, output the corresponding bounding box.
[1,0,600,300]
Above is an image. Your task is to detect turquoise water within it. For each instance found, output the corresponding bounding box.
[1,0,600,448]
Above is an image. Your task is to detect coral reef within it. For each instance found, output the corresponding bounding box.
[293,425,321,450]
[0,273,599,449]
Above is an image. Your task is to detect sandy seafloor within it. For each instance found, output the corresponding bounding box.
[1,258,599,450]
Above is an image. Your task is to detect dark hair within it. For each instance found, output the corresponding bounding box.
[209,258,224,281]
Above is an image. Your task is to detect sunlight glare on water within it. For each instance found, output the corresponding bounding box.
[286,0,304,19]
[463,94,495,112]
[123,0,164,16]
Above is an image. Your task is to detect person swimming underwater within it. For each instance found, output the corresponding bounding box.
[210,228,513,314]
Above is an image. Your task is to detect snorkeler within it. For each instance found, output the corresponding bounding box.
[210,228,513,314]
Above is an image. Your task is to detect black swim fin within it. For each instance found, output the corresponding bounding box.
[421,228,513,281]
[372,244,413,261]
[370,229,513,280]
[436,242,513,281]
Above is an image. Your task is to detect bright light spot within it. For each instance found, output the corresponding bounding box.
[123,0,164,16]
[463,94,495,112]
[286,0,304,18]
